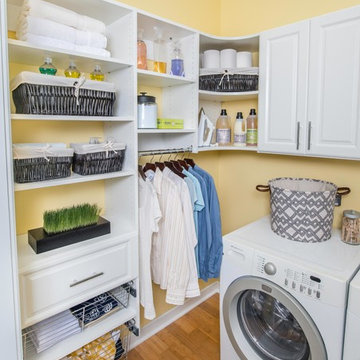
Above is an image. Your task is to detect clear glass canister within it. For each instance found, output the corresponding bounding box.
[137,92,157,129]
[342,210,360,245]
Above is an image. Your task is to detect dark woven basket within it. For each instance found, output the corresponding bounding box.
[12,83,116,116]
[14,156,73,183]
[72,149,125,176]
[199,73,258,92]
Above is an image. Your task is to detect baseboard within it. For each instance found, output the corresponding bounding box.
[130,281,220,349]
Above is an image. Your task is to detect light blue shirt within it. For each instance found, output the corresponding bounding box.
[188,167,212,281]
[183,169,205,276]
[192,165,223,279]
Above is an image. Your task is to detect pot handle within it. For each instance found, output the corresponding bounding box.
[337,187,351,196]
[256,185,270,192]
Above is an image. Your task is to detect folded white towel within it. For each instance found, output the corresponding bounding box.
[17,16,107,49]
[21,0,106,35]
[25,33,111,58]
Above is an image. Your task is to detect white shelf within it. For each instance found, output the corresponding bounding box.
[199,90,259,102]
[17,231,137,274]
[8,39,132,73]
[11,114,134,122]
[198,145,258,152]
[137,129,196,134]
[137,69,195,87]
[25,307,137,360]
[14,170,134,192]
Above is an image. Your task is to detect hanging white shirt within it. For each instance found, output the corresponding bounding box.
[138,175,162,320]
[165,170,200,299]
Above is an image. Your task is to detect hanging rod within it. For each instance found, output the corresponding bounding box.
[138,146,193,157]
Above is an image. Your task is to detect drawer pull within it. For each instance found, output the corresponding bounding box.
[70,272,104,287]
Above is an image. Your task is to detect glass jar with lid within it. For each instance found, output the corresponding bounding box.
[342,210,360,245]
[137,92,157,129]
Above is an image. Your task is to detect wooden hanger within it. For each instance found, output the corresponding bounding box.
[143,154,156,172]
[171,159,185,172]
[185,158,195,167]
[138,164,146,180]
[164,161,185,178]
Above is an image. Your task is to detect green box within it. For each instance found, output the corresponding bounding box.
[157,118,184,129]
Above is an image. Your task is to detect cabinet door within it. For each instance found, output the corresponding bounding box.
[307,7,360,159]
[258,21,309,154]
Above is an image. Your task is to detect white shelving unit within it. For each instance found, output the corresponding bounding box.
[2,1,262,359]
[198,33,260,150]
[4,0,140,359]
[137,11,199,152]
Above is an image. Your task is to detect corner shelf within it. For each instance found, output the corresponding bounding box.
[11,114,134,122]
[199,90,258,102]
[14,170,134,192]
[137,129,196,134]
[198,146,258,152]
[137,69,195,87]
[8,39,132,73]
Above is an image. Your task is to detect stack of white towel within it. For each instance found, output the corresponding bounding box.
[17,0,111,57]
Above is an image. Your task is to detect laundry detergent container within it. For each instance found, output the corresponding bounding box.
[256,178,350,243]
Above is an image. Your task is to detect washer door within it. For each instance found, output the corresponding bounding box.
[223,276,327,360]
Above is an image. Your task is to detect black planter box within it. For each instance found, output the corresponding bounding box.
[28,217,110,254]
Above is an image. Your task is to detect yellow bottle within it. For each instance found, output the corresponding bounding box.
[90,65,105,81]
[64,61,80,78]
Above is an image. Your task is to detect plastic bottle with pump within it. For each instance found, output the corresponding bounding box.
[170,38,185,77]
[137,28,147,70]
[64,61,80,78]
[233,112,247,147]
[39,57,57,75]
[90,65,105,81]
[246,108,258,146]
[153,27,167,73]
[216,109,231,146]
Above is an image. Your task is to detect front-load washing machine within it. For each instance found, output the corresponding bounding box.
[343,270,360,360]
[220,217,360,360]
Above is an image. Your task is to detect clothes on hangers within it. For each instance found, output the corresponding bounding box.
[138,174,161,320]
[138,152,222,315]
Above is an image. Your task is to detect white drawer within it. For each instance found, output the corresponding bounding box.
[20,240,134,328]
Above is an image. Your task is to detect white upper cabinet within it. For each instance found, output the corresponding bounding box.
[307,7,360,159]
[259,5,360,160]
[258,21,309,154]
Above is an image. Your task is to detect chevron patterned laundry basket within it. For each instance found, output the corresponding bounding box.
[257,178,350,243]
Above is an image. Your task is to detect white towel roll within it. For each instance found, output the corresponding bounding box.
[21,0,106,35]
[17,16,107,49]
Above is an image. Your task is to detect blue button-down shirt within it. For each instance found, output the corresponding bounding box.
[192,165,223,279]
[188,167,212,281]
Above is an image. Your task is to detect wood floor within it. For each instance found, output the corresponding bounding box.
[128,294,220,360]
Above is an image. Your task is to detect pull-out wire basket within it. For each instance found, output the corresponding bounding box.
[22,282,134,359]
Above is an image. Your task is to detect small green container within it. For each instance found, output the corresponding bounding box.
[157,118,184,129]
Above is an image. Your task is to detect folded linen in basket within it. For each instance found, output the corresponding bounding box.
[17,16,108,49]
[21,0,106,34]
[24,33,111,58]
[28,310,81,353]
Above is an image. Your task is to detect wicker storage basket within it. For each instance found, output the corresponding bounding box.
[256,178,351,243]
[13,143,74,183]
[199,68,258,93]
[71,141,126,176]
[11,72,116,116]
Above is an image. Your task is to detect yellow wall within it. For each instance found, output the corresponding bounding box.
[220,0,360,36]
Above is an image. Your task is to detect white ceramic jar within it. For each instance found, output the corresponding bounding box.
[138,92,157,128]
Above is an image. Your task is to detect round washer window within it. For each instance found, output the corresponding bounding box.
[238,290,310,360]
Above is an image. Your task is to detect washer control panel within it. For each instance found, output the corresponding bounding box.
[255,254,323,300]
[284,268,323,300]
